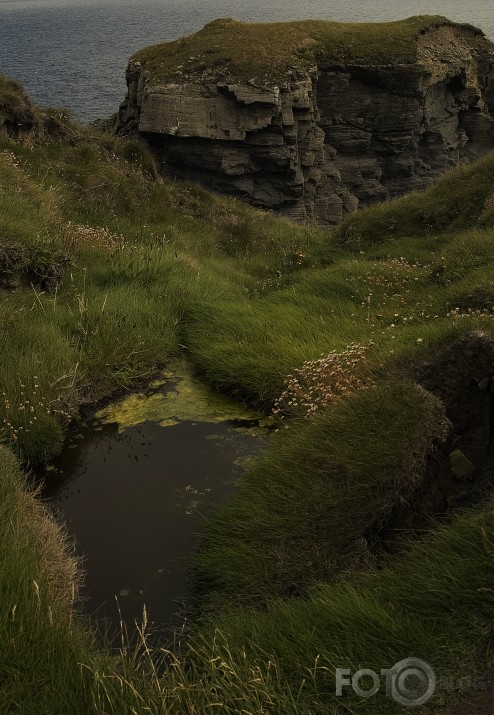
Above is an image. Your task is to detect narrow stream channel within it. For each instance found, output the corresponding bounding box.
[41,363,268,640]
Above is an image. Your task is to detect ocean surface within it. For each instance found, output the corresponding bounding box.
[0,1,493,124]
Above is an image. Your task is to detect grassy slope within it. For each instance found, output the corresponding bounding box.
[195,382,450,603]
[191,503,494,714]
[2,76,494,712]
[0,445,97,714]
[131,16,485,87]
[0,121,329,463]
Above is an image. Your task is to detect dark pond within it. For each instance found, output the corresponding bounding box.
[42,364,267,641]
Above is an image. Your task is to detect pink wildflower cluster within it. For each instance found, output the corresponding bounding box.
[273,343,374,419]
[66,222,126,252]
[1,377,44,444]
[447,306,494,318]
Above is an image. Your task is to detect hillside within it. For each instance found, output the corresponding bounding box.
[1,73,494,713]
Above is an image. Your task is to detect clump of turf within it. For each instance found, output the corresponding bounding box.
[0,75,39,134]
[194,381,450,603]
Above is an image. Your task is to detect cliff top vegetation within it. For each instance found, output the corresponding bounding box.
[131,15,488,87]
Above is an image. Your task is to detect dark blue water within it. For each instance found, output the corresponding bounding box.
[0,0,493,123]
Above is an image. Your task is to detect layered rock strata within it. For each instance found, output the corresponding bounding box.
[118,18,494,225]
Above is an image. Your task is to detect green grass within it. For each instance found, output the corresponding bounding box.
[336,150,494,247]
[194,381,450,604]
[0,124,330,463]
[0,446,96,714]
[0,150,68,288]
[189,500,494,714]
[131,16,483,87]
[2,74,494,713]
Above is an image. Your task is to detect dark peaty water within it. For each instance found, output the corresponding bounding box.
[42,416,261,640]
[1,0,494,123]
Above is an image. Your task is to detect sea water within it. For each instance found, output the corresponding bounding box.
[0,0,493,123]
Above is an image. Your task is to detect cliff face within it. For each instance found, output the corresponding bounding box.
[118,18,494,225]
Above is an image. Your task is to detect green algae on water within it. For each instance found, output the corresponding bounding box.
[95,361,260,430]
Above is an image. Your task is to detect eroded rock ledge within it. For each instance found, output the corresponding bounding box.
[118,17,494,226]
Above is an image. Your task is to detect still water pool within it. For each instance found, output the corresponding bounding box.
[42,364,267,639]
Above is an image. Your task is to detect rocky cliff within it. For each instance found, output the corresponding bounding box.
[117,16,494,225]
